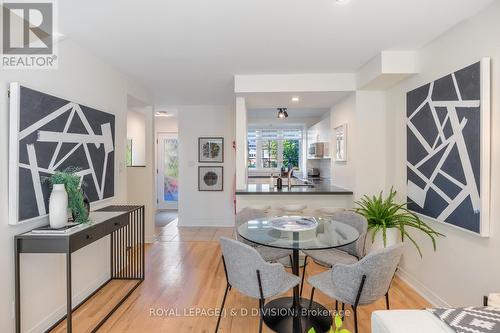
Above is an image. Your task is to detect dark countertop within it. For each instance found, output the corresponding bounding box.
[236,180,353,195]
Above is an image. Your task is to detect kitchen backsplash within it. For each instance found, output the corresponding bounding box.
[307,159,331,179]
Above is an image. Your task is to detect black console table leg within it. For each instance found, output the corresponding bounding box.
[66,251,72,333]
[15,239,21,333]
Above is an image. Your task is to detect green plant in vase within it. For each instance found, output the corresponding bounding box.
[354,187,444,257]
[48,167,90,224]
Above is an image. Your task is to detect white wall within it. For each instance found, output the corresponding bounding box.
[178,106,236,226]
[0,39,151,332]
[235,98,247,190]
[354,91,387,197]
[155,116,178,133]
[329,91,387,198]
[127,109,147,166]
[127,106,155,243]
[387,1,500,306]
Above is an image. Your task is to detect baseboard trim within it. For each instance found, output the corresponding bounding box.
[27,272,110,333]
[396,266,451,308]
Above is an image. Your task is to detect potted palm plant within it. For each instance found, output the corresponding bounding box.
[354,187,443,257]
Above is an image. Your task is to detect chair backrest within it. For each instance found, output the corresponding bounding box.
[334,211,368,258]
[331,244,403,305]
[219,237,285,299]
[235,208,267,245]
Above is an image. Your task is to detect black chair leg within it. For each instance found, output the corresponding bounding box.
[385,291,390,309]
[308,287,315,309]
[300,255,308,297]
[258,299,264,333]
[353,306,358,333]
[215,284,230,333]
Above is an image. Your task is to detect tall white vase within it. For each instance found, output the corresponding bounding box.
[49,184,68,229]
[366,227,402,253]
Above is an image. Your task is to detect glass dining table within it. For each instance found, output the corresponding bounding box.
[237,216,360,333]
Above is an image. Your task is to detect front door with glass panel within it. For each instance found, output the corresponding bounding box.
[157,133,179,210]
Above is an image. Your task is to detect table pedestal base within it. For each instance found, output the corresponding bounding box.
[262,297,333,333]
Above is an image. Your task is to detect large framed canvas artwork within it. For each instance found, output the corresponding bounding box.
[8,83,115,225]
[406,59,490,236]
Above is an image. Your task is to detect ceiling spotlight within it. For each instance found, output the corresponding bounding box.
[291,96,300,103]
[155,111,171,117]
[277,107,288,120]
[336,0,350,3]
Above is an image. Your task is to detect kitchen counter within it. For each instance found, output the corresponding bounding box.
[236,179,354,212]
[236,182,353,195]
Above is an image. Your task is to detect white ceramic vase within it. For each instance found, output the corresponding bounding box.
[49,184,68,229]
[366,227,402,253]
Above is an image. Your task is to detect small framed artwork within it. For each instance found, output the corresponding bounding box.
[199,137,224,163]
[198,166,223,191]
[335,124,347,162]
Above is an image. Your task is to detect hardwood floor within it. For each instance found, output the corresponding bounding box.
[51,220,429,333]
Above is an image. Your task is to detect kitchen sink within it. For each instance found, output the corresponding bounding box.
[291,184,315,188]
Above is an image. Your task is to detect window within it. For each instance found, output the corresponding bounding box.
[247,128,302,169]
[261,140,278,168]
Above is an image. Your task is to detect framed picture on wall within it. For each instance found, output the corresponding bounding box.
[198,166,223,191]
[198,137,224,163]
[334,124,347,162]
[8,82,116,225]
[406,58,491,236]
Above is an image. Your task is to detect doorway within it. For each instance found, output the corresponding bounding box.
[156,133,179,210]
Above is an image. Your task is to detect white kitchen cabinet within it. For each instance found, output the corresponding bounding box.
[307,116,331,158]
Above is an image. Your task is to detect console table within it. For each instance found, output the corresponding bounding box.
[14,205,145,333]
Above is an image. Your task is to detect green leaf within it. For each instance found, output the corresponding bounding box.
[307,328,316,333]
[352,186,444,257]
[338,329,351,333]
[46,167,89,224]
[335,314,343,328]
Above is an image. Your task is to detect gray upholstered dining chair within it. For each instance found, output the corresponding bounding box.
[236,208,292,262]
[300,211,368,296]
[307,244,404,333]
[216,237,301,333]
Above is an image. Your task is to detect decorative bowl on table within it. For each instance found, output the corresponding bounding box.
[268,216,318,232]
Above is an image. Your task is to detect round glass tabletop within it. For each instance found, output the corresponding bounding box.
[237,216,360,250]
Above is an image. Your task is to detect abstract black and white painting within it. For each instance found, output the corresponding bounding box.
[406,59,490,236]
[198,137,224,163]
[8,83,115,225]
[198,166,223,191]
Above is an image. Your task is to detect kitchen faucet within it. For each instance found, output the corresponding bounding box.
[287,167,298,190]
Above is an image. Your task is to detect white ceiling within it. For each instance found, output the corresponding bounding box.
[59,0,493,105]
[244,91,351,109]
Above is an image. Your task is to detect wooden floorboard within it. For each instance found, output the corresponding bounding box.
[50,279,140,333]
[51,220,429,333]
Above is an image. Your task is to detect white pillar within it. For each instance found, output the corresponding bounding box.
[235,97,248,190]
[354,91,387,198]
